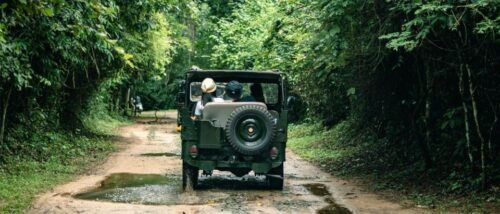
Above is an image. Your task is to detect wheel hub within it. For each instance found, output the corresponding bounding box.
[237,117,265,144]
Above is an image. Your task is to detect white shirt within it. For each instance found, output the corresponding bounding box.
[194,97,224,116]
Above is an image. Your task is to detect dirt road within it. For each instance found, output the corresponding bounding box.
[29,112,421,214]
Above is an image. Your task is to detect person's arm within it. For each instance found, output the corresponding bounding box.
[194,101,204,118]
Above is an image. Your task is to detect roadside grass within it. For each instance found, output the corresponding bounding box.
[288,122,360,163]
[0,116,127,213]
[0,140,114,213]
[83,111,131,135]
[288,122,499,212]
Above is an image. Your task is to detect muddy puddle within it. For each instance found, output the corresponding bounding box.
[75,173,233,205]
[75,173,270,206]
[303,183,352,214]
[75,173,351,213]
[75,173,188,205]
[140,152,179,157]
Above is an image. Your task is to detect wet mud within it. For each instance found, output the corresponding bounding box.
[75,173,277,206]
[197,174,270,190]
[304,183,352,214]
[75,173,184,205]
[135,117,176,125]
[140,152,180,157]
[75,172,350,214]
[74,173,233,206]
[30,114,421,213]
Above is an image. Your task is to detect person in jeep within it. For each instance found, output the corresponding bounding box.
[194,78,223,118]
[225,80,243,101]
[178,70,288,191]
[241,83,265,102]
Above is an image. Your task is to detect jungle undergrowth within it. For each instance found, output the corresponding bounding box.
[288,122,499,212]
[0,114,127,213]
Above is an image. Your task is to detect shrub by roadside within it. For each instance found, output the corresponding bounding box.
[0,115,127,213]
[288,122,499,212]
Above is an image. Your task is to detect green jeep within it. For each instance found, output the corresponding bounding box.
[177,70,288,190]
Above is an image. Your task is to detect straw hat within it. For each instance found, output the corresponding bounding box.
[201,78,217,93]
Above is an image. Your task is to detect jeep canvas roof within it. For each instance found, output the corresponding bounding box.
[186,70,282,83]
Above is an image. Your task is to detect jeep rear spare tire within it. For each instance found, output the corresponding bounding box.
[225,104,276,155]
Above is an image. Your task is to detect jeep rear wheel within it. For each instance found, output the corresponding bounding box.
[182,161,198,191]
[267,164,284,190]
[225,105,276,155]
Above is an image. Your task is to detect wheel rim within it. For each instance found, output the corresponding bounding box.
[235,115,267,147]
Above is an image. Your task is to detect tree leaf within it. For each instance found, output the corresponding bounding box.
[347,87,356,96]
[41,8,54,17]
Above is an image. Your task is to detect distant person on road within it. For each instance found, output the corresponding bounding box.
[132,96,143,116]
[225,80,243,102]
[194,78,223,118]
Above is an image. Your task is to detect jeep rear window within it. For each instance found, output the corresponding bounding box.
[190,82,279,104]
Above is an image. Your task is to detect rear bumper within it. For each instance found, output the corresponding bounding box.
[184,159,283,174]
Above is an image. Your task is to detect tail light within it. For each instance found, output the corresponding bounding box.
[189,145,198,158]
[270,147,278,159]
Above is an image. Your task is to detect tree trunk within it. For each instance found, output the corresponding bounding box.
[125,87,131,116]
[458,65,474,165]
[465,64,486,188]
[488,109,497,161]
[413,63,433,168]
[486,96,497,161]
[114,91,120,113]
[61,88,85,130]
[0,85,13,147]
[424,67,433,162]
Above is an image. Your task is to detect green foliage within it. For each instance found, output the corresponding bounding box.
[289,122,500,211]
[380,1,499,51]
[134,76,180,110]
[131,1,210,110]
[289,120,369,165]
[210,0,279,69]
[0,135,115,213]
[82,94,130,135]
[0,0,499,211]
[200,0,500,201]
[0,1,180,211]
[0,0,182,152]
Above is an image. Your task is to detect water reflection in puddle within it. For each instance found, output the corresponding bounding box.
[74,173,267,205]
[303,183,352,214]
[74,173,351,213]
[76,173,177,205]
[75,173,225,205]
